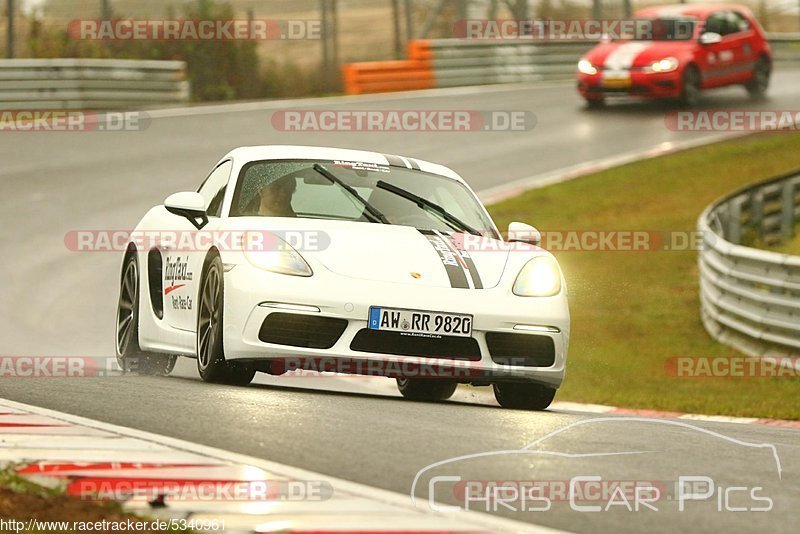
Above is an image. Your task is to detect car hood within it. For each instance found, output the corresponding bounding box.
[585,40,694,69]
[222,217,514,289]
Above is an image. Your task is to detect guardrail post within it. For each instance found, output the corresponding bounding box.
[5,0,14,59]
[728,198,743,244]
[783,180,797,239]
[751,189,764,240]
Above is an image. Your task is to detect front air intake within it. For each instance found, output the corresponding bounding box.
[259,313,347,349]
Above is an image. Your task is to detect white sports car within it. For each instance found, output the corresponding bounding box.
[116,145,570,409]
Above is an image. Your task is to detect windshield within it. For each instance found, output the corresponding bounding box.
[229,159,499,238]
[616,17,696,41]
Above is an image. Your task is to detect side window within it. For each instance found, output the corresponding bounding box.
[207,185,227,217]
[728,12,750,34]
[704,12,726,35]
[198,160,232,216]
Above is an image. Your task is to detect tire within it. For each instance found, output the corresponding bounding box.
[745,57,770,100]
[585,98,605,109]
[493,382,557,410]
[679,66,701,107]
[196,254,255,386]
[396,378,457,401]
[115,253,176,376]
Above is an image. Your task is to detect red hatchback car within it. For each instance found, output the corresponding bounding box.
[576,4,771,107]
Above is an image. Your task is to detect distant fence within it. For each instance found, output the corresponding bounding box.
[0,59,190,110]
[343,34,800,94]
[698,170,800,359]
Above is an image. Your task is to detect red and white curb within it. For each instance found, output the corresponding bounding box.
[457,384,800,427]
[0,397,563,533]
[250,374,800,429]
[549,401,800,428]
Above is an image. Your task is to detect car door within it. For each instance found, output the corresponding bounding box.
[699,11,738,88]
[162,160,232,333]
[724,10,758,83]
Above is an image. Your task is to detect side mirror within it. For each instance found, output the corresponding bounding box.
[164,192,208,230]
[507,221,541,246]
[699,32,722,45]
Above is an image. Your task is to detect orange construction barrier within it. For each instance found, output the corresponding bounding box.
[342,40,434,95]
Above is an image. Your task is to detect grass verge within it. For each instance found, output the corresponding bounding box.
[487,131,800,420]
[766,226,800,256]
[0,468,189,532]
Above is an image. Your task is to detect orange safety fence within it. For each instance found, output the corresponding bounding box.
[342,40,434,95]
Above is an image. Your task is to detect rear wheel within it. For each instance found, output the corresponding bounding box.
[679,66,701,107]
[196,255,255,385]
[115,253,176,375]
[396,378,457,402]
[745,57,770,99]
[493,382,556,410]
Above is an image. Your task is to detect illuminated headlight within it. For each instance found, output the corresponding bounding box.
[244,234,312,277]
[578,58,599,75]
[647,57,679,73]
[513,256,562,297]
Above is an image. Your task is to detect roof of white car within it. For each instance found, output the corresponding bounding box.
[222,145,463,182]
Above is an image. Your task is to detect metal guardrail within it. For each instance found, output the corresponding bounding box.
[698,171,800,359]
[428,40,591,86]
[0,59,190,110]
[766,33,800,66]
[344,34,800,94]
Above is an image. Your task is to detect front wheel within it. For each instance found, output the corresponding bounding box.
[493,382,556,410]
[585,97,606,109]
[115,253,175,376]
[679,66,701,107]
[396,378,457,401]
[745,57,770,99]
[196,255,255,386]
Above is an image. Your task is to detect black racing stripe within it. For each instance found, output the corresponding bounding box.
[436,230,483,290]
[418,229,469,289]
[460,253,483,289]
[382,153,408,168]
[407,158,421,170]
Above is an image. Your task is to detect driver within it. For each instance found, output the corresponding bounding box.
[256,175,297,217]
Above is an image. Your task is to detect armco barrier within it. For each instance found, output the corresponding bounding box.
[343,34,800,94]
[0,58,190,110]
[698,171,800,359]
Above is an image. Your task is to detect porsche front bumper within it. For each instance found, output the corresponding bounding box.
[222,262,570,388]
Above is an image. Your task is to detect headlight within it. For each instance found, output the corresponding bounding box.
[513,256,562,297]
[243,233,312,277]
[578,58,598,75]
[646,57,679,73]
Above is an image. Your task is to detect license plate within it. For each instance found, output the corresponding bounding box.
[602,76,632,89]
[368,307,473,338]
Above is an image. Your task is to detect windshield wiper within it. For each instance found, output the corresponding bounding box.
[375,180,481,236]
[312,164,390,224]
